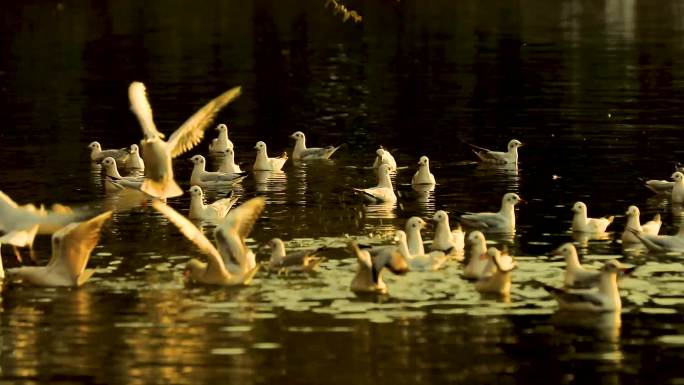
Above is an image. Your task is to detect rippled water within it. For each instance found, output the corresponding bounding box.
[1,0,684,383]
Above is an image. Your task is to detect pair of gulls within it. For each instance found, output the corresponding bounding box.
[88,142,145,171]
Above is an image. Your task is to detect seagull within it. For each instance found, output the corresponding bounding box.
[5,211,112,287]
[551,243,635,288]
[463,230,492,279]
[348,240,408,294]
[571,202,613,233]
[290,131,343,160]
[628,226,684,252]
[188,186,239,221]
[128,81,242,199]
[125,144,145,171]
[429,210,464,259]
[189,155,247,187]
[672,172,684,204]
[87,141,130,164]
[352,164,397,203]
[0,223,39,263]
[474,247,517,295]
[372,148,397,172]
[253,141,288,171]
[394,230,448,271]
[621,206,661,244]
[101,157,143,192]
[404,217,427,255]
[643,179,674,195]
[151,198,263,285]
[542,260,625,312]
[411,156,436,186]
[460,193,521,233]
[217,147,243,174]
[265,238,326,274]
[471,139,522,164]
[208,123,234,153]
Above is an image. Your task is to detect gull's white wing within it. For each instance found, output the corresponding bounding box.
[167,86,242,158]
[461,212,506,229]
[49,211,113,278]
[129,82,164,140]
[214,197,266,266]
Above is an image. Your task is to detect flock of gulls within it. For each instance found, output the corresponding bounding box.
[0,82,677,315]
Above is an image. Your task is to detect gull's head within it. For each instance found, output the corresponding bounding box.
[255,141,267,152]
[625,205,639,217]
[184,259,205,281]
[378,163,392,177]
[672,172,684,182]
[268,238,283,248]
[88,141,101,151]
[406,217,427,231]
[376,148,386,157]
[188,185,204,197]
[216,123,228,133]
[418,156,430,167]
[551,243,576,260]
[503,193,522,206]
[508,139,523,150]
[130,144,139,154]
[224,148,235,157]
[602,259,623,274]
[290,131,305,141]
[467,230,486,246]
[571,201,587,213]
[432,210,449,224]
[101,157,117,169]
[190,154,206,166]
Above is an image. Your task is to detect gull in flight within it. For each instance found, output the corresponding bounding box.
[290,131,343,160]
[208,123,234,153]
[474,247,517,295]
[571,202,613,234]
[542,260,626,312]
[348,240,408,294]
[411,156,436,186]
[621,206,661,245]
[128,81,242,199]
[126,144,145,171]
[372,147,397,172]
[217,148,243,174]
[460,193,521,233]
[672,172,684,204]
[470,139,522,165]
[463,230,492,279]
[353,164,397,203]
[429,210,464,259]
[151,197,264,285]
[101,157,143,192]
[87,141,130,164]
[188,186,239,221]
[253,141,288,171]
[404,217,427,255]
[394,230,448,271]
[189,155,246,187]
[5,211,112,286]
[265,238,326,274]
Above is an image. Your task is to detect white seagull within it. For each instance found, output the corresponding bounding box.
[471,139,522,164]
[463,230,492,279]
[125,144,145,171]
[352,164,397,203]
[217,147,243,174]
[571,202,613,234]
[429,210,464,259]
[672,172,684,204]
[290,131,343,160]
[151,198,263,285]
[188,186,239,221]
[128,81,242,199]
[208,123,234,153]
[543,260,625,312]
[628,226,684,253]
[474,247,517,295]
[189,155,246,187]
[411,156,436,186]
[621,206,661,244]
[101,157,143,192]
[253,141,288,171]
[348,240,408,294]
[266,238,326,274]
[87,141,130,164]
[394,230,448,271]
[404,216,427,256]
[644,179,674,195]
[460,193,521,233]
[5,211,112,287]
[372,148,397,172]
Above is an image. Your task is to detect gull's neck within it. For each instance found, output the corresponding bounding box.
[434,220,452,245]
[270,242,286,263]
[499,202,516,228]
[625,213,641,232]
[565,249,584,271]
[217,130,229,146]
[377,171,393,189]
[105,164,122,178]
[599,272,621,310]
[406,227,424,255]
[396,238,412,260]
[509,146,519,162]
[294,138,307,153]
[469,241,487,261]
[572,209,588,229]
[190,194,206,213]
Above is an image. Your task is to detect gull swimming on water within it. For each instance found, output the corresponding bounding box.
[208,123,234,153]
[188,186,239,221]
[126,144,145,171]
[217,148,243,174]
[411,156,436,186]
[621,206,661,244]
[352,164,397,203]
[348,240,408,294]
[5,211,112,287]
[474,247,517,295]
[101,157,143,192]
[542,260,625,312]
[266,238,326,274]
[405,217,427,255]
[253,141,288,171]
[571,202,613,234]
[87,141,130,164]
[394,230,449,271]
[628,226,684,253]
[290,131,343,160]
[151,198,263,285]
[372,148,397,172]
[463,230,492,279]
[128,81,242,199]
[429,210,464,259]
[189,155,246,187]
[671,172,684,204]
[471,139,522,165]
[460,193,521,233]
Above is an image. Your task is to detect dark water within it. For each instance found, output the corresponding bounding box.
[1,0,684,383]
